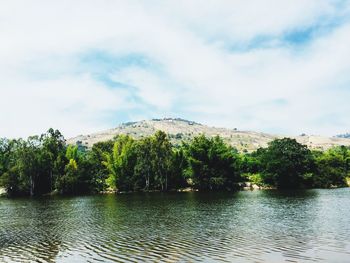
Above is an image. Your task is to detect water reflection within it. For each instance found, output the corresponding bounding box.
[1,189,350,262]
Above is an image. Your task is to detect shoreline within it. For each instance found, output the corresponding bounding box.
[1,185,349,198]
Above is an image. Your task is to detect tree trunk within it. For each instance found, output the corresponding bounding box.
[146,170,150,190]
[50,169,53,192]
[165,172,168,191]
[30,176,35,196]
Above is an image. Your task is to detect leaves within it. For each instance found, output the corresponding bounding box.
[1,129,349,196]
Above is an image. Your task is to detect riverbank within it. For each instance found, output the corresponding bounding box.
[1,183,349,198]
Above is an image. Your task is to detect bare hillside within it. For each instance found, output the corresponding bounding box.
[67,118,350,152]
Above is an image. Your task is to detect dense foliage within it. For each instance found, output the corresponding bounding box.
[258,138,314,189]
[183,135,240,190]
[0,129,349,196]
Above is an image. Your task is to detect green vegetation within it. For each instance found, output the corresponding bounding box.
[258,138,314,189]
[0,129,349,196]
[183,135,240,190]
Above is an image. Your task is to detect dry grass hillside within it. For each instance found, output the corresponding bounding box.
[67,118,350,152]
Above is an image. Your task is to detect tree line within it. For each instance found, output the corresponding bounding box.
[0,129,349,196]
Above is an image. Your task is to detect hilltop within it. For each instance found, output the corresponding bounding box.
[67,118,350,152]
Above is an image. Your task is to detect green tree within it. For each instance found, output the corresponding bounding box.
[185,135,240,190]
[0,139,29,195]
[86,140,114,192]
[313,146,350,188]
[151,131,173,191]
[40,128,66,192]
[168,147,188,189]
[17,136,49,196]
[134,137,153,190]
[260,138,314,189]
[103,135,136,191]
[58,158,79,194]
[58,144,102,194]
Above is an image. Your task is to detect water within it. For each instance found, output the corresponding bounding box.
[0,189,350,263]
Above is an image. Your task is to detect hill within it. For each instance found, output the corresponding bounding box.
[67,118,350,152]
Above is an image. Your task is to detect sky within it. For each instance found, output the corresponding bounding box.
[1,0,350,138]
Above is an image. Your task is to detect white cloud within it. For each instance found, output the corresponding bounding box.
[111,67,177,110]
[149,0,341,41]
[0,74,132,137]
[0,0,350,138]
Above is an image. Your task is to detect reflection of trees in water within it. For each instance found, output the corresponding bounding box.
[63,192,235,262]
[254,189,321,262]
[99,190,335,262]
[1,190,349,262]
[0,197,78,262]
[93,193,202,262]
[169,190,322,262]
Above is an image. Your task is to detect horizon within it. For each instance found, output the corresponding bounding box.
[4,117,349,140]
[1,1,350,138]
[67,117,350,139]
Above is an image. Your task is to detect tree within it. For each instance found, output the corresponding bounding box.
[56,144,100,194]
[87,140,114,192]
[103,135,136,191]
[0,129,66,196]
[168,147,188,189]
[239,152,262,175]
[0,139,30,196]
[313,146,350,188]
[3,127,350,196]
[40,128,66,192]
[57,158,79,194]
[17,136,48,196]
[185,135,240,190]
[0,138,10,176]
[134,137,153,190]
[151,131,173,191]
[259,138,314,189]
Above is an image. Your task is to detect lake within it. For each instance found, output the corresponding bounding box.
[1,189,350,262]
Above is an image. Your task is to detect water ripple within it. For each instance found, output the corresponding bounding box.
[1,189,350,262]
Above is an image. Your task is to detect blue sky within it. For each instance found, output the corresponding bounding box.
[1,0,350,138]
